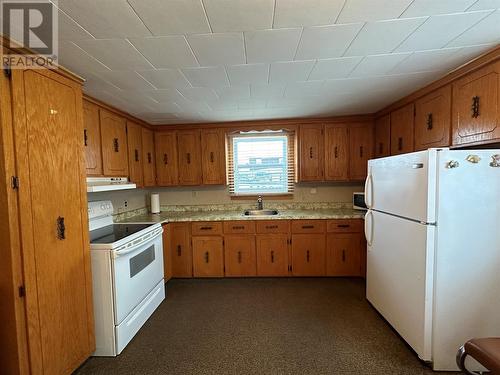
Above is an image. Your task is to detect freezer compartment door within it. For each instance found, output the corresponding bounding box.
[366,210,434,361]
[365,150,437,223]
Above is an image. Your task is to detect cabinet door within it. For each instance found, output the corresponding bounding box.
[390,103,414,155]
[192,237,224,277]
[349,122,373,181]
[141,127,156,187]
[224,235,256,277]
[155,131,178,186]
[83,100,102,175]
[291,234,326,276]
[162,224,173,282]
[178,130,202,185]
[100,109,128,176]
[126,121,143,187]
[452,61,500,145]
[326,233,362,276]
[324,124,349,181]
[415,85,451,151]
[201,128,226,185]
[299,124,324,181]
[256,235,289,276]
[374,115,391,158]
[170,223,192,277]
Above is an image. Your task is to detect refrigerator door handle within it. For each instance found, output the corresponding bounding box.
[364,173,373,209]
[364,210,374,247]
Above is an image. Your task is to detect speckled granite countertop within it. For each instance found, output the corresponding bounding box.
[115,208,365,224]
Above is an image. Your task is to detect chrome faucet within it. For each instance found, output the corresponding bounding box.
[257,195,263,210]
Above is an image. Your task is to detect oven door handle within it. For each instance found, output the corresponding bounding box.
[112,228,163,258]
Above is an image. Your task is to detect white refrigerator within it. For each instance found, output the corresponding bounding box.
[364,148,500,371]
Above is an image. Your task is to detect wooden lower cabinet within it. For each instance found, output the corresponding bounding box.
[291,234,326,276]
[170,223,193,277]
[224,235,256,277]
[326,234,362,276]
[256,235,289,276]
[162,224,173,282]
[192,236,224,277]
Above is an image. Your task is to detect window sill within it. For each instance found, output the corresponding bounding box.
[230,194,293,200]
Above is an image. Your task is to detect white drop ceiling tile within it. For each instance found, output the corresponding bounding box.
[250,84,286,98]
[178,87,219,102]
[83,72,122,92]
[57,0,151,38]
[349,53,412,78]
[137,69,191,89]
[344,17,427,56]
[57,10,94,40]
[238,99,267,110]
[203,0,274,32]
[215,85,251,100]
[111,90,160,107]
[127,0,210,36]
[245,28,302,63]
[273,0,345,28]
[95,70,156,91]
[187,33,245,66]
[147,101,183,113]
[207,100,239,110]
[269,60,315,83]
[336,0,413,23]
[75,39,153,70]
[467,0,500,10]
[182,66,230,88]
[226,64,269,85]
[402,0,477,17]
[58,41,110,74]
[295,23,364,60]
[145,89,186,102]
[129,36,199,69]
[284,81,326,98]
[447,9,500,47]
[308,56,363,80]
[390,48,462,74]
[440,43,496,67]
[395,11,493,52]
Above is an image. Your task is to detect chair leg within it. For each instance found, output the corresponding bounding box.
[456,345,481,375]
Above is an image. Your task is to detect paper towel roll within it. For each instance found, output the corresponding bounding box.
[151,193,160,214]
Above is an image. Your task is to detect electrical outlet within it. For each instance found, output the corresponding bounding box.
[192,191,197,197]
[310,188,317,194]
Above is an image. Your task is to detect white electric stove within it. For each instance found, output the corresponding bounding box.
[88,201,165,356]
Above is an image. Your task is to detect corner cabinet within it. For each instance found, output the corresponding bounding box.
[100,109,129,176]
[126,121,144,187]
[349,122,373,181]
[83,100,102,175]
[374,115,391,158]
[390,103,415,155]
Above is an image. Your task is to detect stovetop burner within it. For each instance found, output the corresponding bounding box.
[89,224,153,244]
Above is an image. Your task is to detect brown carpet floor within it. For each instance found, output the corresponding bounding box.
[74,278,459,375]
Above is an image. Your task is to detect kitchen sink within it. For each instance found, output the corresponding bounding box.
[243,209,279,216]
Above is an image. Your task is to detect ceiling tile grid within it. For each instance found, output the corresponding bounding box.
[48,0,500,124]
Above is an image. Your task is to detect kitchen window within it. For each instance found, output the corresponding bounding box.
[227,130,295,196]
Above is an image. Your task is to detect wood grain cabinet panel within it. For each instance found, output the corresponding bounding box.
[201,128,226,185]
[141,127,156,187]
[349,122,373,181]
[126,121,143,187]
[223,221,255,234]
[178,130,202,185]
[299,124,324,181]
[170,223,192,278]
[155,131,178,186]
[256,235,289,276]
[326,233,362,276]
[83,100,102,175]
[224,235,256,277]
[452,61,500,145]
[327,219,363,233]
[291,220,326,234]
[162,224,173,282]
[192,236,224,277]
[324,124,349,181]
[391,103,415,155]
[256,220,290,234]
[291,234,326,276]
[414,85,451,151]
[191,222,223,236]
[374,115,391,158]
[100,109,128,176]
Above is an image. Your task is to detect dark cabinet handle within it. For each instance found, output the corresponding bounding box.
[134,149,139,162]
[232,225,245,230]
[205,251,209,263]
[472,96,480,118]
[265,225,278,229]
[309,147,313,159]
[177,245,182,256]
[334,146,338,158]
[147,152,152,164]
[237,251,242,263]
[57,216,65,240]
[163,153,168,165]
[306,250,310,262]
[200,226,213,230]
[210,151,214,163]
[342,250,346,262]
[359,146,363,158]
[337,224,350,228]
[398,137,403,151]
[378,142,383,155]
[83,129,88,146]
[426,113,433,130]
[302,225,314,229]
[113,138,119,152]
[270,250,274,263]
[186,153,191,164]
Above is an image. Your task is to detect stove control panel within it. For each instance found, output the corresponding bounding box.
[88,200,114,220]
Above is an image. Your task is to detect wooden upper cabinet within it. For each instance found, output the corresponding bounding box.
[126,121,143,187]
[177,130,202,186]
[100,109,129,176]
[374,115,391,158]
[201,128,226,185]
[141,127,156,187]
[414,85,451,151]
[155,131,178,186]
[349,122,373,181]
[452,61,500,146]
[324,124,349,181]
[83,100,102,175]
[299,124,324,181]
[390,103,415,155]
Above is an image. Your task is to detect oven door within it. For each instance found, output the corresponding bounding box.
[112,230,164,324]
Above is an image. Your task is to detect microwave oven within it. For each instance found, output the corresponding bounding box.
[353,192,367,210]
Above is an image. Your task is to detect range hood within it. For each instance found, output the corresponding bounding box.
[86,177,136,193]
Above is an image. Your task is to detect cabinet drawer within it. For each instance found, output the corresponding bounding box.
[191,222,222,236]
[223,221,255,234]
[327,219,363,233]
[256,220,290,234]
[291,220,326,234]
